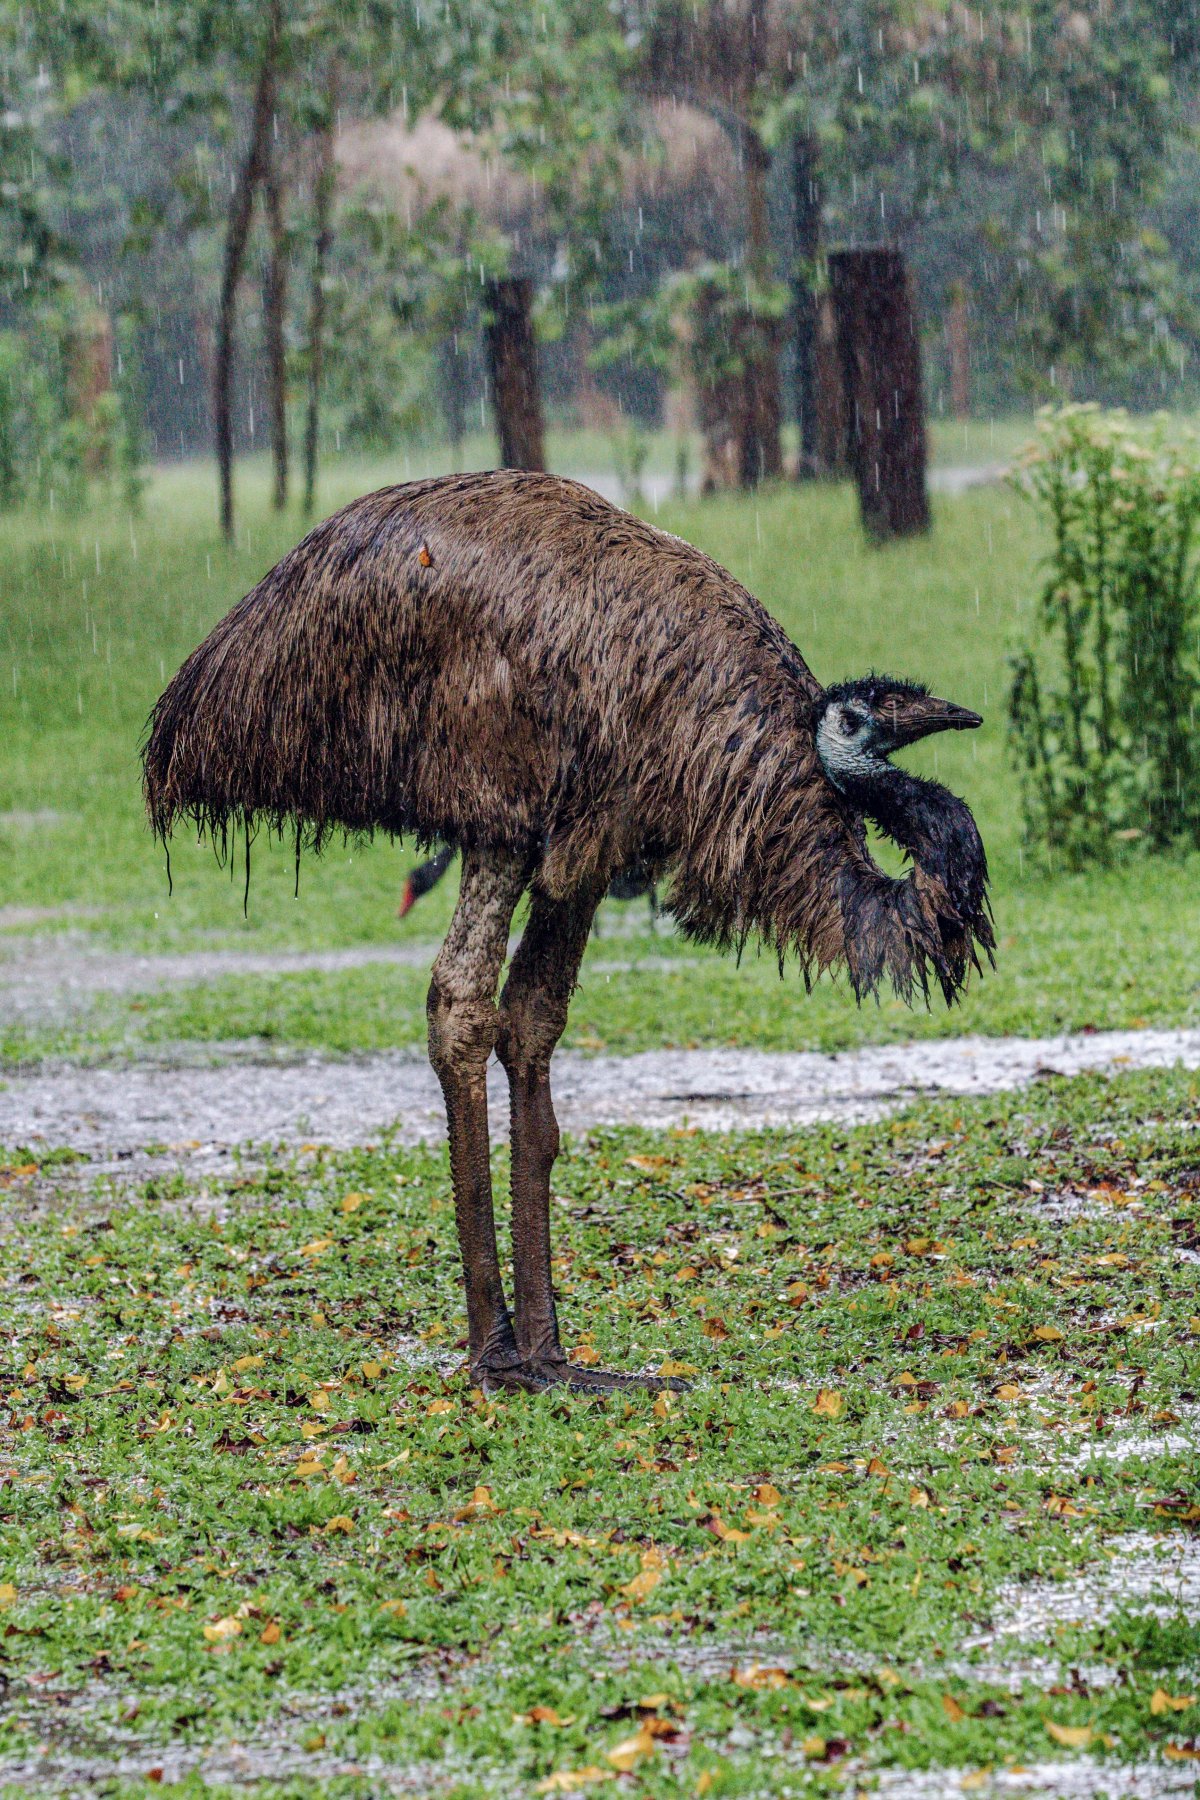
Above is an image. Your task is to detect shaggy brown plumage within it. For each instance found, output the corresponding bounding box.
[144,470,993,1393]
[143,469,988,1003]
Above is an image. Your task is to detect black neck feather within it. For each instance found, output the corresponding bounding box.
[837,761,990,928]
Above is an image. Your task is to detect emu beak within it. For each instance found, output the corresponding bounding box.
[882,694,982,749]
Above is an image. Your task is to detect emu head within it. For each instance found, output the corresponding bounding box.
[815,675,981,792]
[814,674,991,992]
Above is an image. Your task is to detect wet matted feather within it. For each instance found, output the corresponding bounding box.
[142,470,991,1005]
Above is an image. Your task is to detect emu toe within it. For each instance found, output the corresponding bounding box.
[478,1358,691,1397]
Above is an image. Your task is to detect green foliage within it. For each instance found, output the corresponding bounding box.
[1008,406,1200,863]
[0,307,143,513]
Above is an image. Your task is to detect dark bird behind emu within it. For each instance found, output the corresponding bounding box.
[143,470,992,1392]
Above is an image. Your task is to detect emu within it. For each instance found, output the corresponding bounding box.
[143,471,992,1394]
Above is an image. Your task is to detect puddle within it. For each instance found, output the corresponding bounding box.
[968,1533,1200,1647]
[866,1758,1198,1798]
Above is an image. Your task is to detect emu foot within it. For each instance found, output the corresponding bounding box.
[476,1356,691,1396]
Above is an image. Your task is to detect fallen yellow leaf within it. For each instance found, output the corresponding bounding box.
[732,1663,790,1689]
[620,1566,662,1603]
[378,1598,407,1616]
[942,1692,966,1722]
[203,1616,242,1643]
[534,1770,612,1793]
[1150,1687,1195,1715]
[1033,1325,1065,1343]
[0,1583,16,1607]
[259,1621,281,1645]
[707,1511,750,1543]
[606,1726,657,1772]
[232,1354,263,1373]
[1045,1720,1092,1748]
[341,1192,366,1213]
[426,1397,453,1415]
[298,1237,333,1258]
[754,1482,782,1506]
[813,1388,843,1420]
[324,1514,353,1535]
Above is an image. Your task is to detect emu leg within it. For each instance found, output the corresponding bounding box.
[427,847,527,1386]
[497,888,688,1394]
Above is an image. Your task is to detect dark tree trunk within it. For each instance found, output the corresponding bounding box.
[792,132,821,478]
[739,128,783,487]
[263,136,289,513]
[303,64,338,518]
[215,0,280,542]
[483,277,545,470]
[828,247,929,541]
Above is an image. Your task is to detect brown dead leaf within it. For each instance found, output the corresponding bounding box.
[732,1663,791,1689]
[813,1388,844,1420]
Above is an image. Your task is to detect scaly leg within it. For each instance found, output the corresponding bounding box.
[427,846,527,1387]
[497,886,688,1394]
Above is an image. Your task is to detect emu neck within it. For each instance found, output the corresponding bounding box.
[836,761,974,900]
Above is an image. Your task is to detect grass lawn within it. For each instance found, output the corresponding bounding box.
[1,1066,1198,1793]
[4,431,1200,1064]
[3,436,1200,1794]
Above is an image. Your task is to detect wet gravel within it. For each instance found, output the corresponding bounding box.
[3,1026,1200,1165]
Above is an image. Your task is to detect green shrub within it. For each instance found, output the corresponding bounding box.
[1008,405,1200,864]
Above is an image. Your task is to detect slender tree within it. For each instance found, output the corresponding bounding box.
[302,61,338,517]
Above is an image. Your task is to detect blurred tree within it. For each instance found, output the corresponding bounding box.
[25,0,412,534]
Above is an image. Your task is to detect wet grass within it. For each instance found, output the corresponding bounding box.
[5,439,1200,1065]
[1,1064,1198,1793]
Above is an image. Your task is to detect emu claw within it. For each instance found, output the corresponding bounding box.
[476,1358,691,1396]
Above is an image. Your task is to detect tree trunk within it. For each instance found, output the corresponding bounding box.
[738,128,783,487]
[263,134,289,512]
[303,63,338,518]
[792,132,821,477]
[828,247,929,541]
[215,0,280,542]
[483,276,545,470]
[814,292,847,475]
[947,279,970,421]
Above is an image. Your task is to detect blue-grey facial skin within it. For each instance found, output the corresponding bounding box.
[815,699,883,791]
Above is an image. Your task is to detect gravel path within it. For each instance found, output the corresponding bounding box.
[4,1025,1199,1162]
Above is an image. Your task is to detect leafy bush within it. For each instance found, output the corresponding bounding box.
[0,312,143,513]
[1008,406,1200,864]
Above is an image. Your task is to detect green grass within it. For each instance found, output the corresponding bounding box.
[5,438,1200,1063]
[1,1065,1198,1793]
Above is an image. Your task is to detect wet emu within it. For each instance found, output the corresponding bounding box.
[143,471,992,1393]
